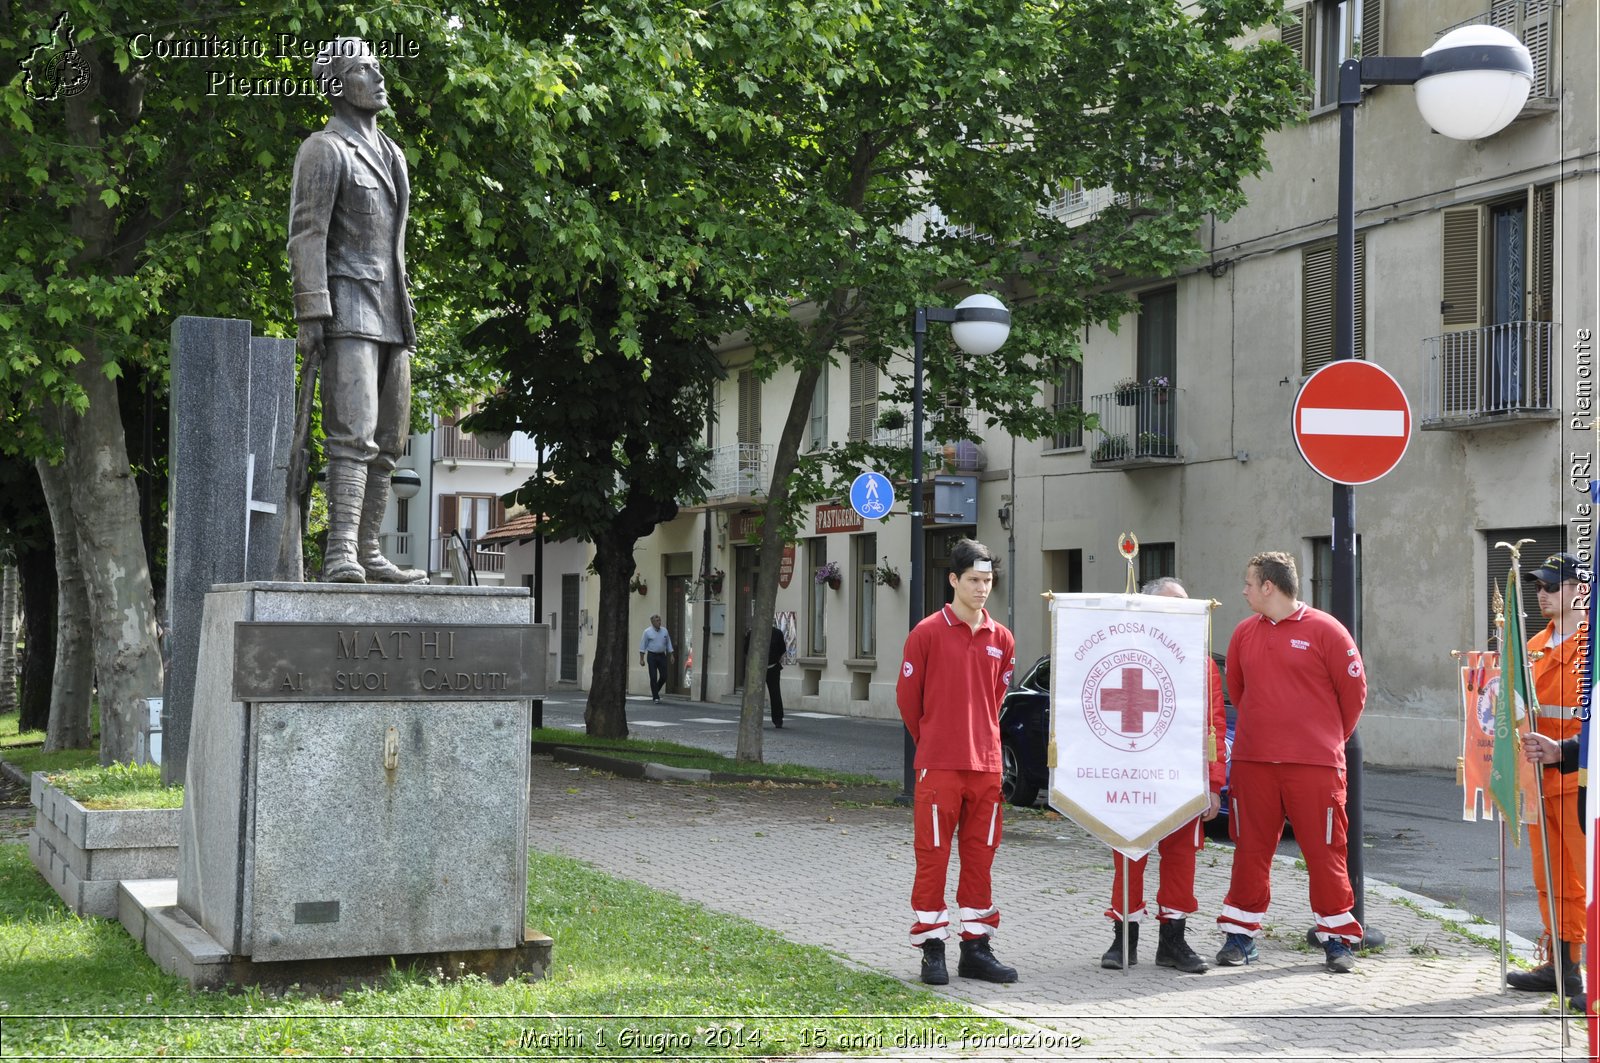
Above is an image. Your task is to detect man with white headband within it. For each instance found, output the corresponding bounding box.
[897,537,1018,984]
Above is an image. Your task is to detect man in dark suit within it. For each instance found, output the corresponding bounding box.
[288,38,424,584]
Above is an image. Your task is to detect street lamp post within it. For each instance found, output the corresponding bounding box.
[902,294,1012,800]
[1330,25,1531,945]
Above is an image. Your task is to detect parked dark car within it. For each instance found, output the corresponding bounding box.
[999,653,1239,840]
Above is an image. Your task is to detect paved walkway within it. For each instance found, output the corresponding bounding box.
[528,758,1580,1061]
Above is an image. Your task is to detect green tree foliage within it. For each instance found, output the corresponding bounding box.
[578,0,1304,760]
[465,280,725,738]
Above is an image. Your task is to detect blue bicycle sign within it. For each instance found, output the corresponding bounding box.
[849,471,893,520]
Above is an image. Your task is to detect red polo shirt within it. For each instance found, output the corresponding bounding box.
[1226,603,1366,770]
[897,605,1016,771]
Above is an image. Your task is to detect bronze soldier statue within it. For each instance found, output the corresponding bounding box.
[286,37,425,584]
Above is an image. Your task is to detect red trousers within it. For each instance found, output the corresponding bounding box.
[1107,817,1205,922]
[910,768,1002,944]
[1217,761,1362,944]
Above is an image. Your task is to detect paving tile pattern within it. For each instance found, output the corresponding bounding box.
[529,760,1576,1061]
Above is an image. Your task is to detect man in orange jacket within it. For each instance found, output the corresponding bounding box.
[1508,552,1588,1010]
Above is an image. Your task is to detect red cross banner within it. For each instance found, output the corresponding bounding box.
[1046,593,1213,859]
[1458,650,1540,826]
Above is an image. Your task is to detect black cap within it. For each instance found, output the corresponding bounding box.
[1528,552,1584,585]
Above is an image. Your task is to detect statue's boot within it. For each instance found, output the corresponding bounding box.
[359,470,427,584]
[321,458,367,584]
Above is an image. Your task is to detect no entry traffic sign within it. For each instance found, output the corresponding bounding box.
[1292,361,1412,486]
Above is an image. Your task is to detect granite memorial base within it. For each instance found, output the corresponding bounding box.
[137,581,551,992]
[120,880,551,993]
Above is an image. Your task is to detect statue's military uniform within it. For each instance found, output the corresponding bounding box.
[287,112,423,583]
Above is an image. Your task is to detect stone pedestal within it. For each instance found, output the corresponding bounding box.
[139,582,550,988]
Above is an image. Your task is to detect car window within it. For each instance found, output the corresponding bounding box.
[1027,657,1050,692]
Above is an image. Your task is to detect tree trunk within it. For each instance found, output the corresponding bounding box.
[738,358,828,763]
[36,457,95,751]
[15,548,56,733]
[0,564,16,716]
[58,67,164,765]
[584,534,636,739]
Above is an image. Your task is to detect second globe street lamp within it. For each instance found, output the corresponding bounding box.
[902,293,1012,799]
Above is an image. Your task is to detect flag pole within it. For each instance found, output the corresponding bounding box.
[1490,591,1509,995]
[1499,539,1567,1028]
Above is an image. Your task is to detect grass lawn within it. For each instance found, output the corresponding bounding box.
[531,728,887,787]
[0,844,1003,1058]
[0,712,100,778]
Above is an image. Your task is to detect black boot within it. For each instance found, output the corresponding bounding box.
[919,939,948,985]
[957,937,1018,983]
[1507,937,1581,994]
[1101,920,1138,970]
[1155,918,1208,973]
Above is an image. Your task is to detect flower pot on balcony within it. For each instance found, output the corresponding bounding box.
[1115,391,1138,407]
[826,576,842,591]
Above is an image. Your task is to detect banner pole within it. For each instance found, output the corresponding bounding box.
[1121,859,1130,975]
[1499,814,1508,995]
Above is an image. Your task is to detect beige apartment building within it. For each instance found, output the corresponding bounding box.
[622,0,1597,768]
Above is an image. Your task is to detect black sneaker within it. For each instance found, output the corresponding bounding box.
[919,939,949,985]
[1216,932,1258,966]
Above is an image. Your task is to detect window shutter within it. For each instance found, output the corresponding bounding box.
[1360,0,1381,61]
[493,497,507,530]
[1441,206,1483,330]
[1522,1,1555,98]
[1301,239,1366,374]
[848,356,878,441]
[738,369,760,446]
[1529,184,1554,322]
[438,493,458,536]
[1280,5,1311,107]
[1302,243,1334,374]
[1439,206,1483,413]
[1281,6,1307,69]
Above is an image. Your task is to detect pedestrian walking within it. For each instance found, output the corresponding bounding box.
[638,614,673,702]
[897,538,1018,985]
[1215,551,1367,973]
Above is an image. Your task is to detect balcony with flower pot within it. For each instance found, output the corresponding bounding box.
[1088,381,1184,468]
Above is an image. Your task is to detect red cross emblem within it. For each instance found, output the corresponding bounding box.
[1080,649,1176,752]
[1099,667,1161,734]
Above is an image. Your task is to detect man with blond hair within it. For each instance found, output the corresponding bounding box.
[1216,551,1367,973]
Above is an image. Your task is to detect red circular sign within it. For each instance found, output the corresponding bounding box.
[1292,361,1412,485]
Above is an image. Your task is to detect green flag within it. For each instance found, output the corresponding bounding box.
[1489,568,1538,845]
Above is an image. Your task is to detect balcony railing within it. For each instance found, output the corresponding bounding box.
[1087,385,1184,467]
[704,443,771,501]
[1420,321,1558,429]
[429,534,506,578]
[434,425,542,463]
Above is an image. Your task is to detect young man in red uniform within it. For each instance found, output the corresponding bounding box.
[1507,552,1588,1008]
[1215,551,1367,973]
[1100,577,1227,974]
[897,538,1017,985]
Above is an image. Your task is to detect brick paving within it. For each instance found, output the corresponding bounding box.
[529,758,1581,1061]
